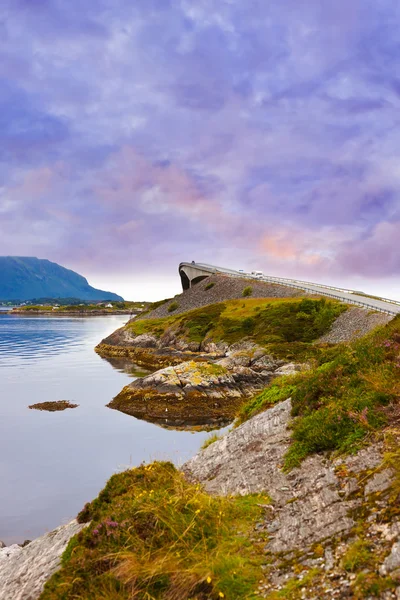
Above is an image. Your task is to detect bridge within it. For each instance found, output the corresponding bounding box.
[179,262,400,316]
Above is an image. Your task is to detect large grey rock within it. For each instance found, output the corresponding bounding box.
[0,520,86,600]
[183,398,384,554]
[381,541,400,575]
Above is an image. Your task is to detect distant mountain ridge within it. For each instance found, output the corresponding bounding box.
[0,257,123,301]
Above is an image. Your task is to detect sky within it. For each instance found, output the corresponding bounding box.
[0,0,400,301]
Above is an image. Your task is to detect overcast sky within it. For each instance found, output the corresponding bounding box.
[1,0,399,300]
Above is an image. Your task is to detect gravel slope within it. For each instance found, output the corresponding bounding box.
[318,307,392,343]
[143,274,304,319]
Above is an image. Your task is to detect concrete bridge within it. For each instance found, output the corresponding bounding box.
[179,261,400,316]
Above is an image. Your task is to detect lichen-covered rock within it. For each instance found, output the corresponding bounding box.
[107,356,276,427]
[0,520,85,600]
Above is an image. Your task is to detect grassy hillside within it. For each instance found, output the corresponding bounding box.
[40,462,269,600]
[126,296,347,361]
[240,314,400,469]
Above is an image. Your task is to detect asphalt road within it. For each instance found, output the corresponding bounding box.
[184,262,400,316]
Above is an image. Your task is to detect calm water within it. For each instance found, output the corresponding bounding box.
[0,315,210,544]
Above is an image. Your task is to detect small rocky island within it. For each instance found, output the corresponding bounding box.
[28,401,78,412]
[1,273,399,600]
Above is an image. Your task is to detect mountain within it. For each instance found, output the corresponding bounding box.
[0,257,123,302]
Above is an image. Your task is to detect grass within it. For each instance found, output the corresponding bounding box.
[126,297,346,360]
[238,377,297,424]
[205,282,215,291]
[201,433,222,449]
[168,301,179,313]
[239,315,400,469]
[40,462,269,600]
[342,539,372,572]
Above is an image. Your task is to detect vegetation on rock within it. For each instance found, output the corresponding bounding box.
[125,297,346,361]
[167,301,179,312]
[242,286,253,297]
[28,401,78,411]
[240,315,400,469]
[40,462,269,600]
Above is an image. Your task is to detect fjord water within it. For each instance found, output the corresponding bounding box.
[0,314,210,544]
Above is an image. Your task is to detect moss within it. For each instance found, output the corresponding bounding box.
[265,568,320,599]
[40,462,269,600]
[353,572,396,598]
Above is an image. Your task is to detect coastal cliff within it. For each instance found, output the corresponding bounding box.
[1,278,398,599]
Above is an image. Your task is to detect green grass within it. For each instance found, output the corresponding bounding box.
[239,315,400,469]
[205,282,215,290]
[126,297,346,359]
[238,377,297,424]
[40,462,269,600]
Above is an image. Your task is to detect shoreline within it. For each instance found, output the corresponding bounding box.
[3,310,137,317]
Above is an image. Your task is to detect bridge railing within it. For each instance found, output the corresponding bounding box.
[186,263,400,314]
[183,263,398,316]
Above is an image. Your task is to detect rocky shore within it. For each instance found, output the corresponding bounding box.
[0,521,86,600]
[2,277,399,599]
[183,398,400,598]
[108,342,303,428]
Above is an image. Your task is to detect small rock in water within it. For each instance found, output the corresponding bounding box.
[28,401,78,412]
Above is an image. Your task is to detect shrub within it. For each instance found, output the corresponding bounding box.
[205,282,215,290]
[167,301,179,313]
[242,286,253,297]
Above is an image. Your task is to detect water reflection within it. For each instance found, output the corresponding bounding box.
[0,315,212,544]
[99,355,152,378]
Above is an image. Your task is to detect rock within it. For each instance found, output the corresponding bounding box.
[0,540,5,548]
[274,362,306,375]
[183,398,384,554]
[130,333,159,348]
[107,347,287,428]
[28,401,78,412]
[364,469,395,496]
[0,520,86,600]
[380,542,400,575]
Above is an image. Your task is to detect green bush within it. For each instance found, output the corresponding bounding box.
[204,282,215,290]
[242,286,253,297]
[167,301,179,313]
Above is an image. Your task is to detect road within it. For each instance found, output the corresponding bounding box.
[182,262,400,316]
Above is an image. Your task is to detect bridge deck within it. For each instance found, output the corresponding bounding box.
[179,262,400,316]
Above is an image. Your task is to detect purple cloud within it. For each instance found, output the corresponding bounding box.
[0,0,399,299]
